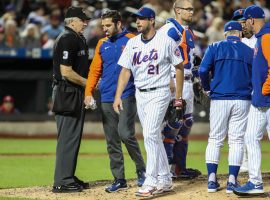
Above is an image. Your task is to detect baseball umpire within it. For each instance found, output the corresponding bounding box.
[199,21,253,193]
[51,6,90,193]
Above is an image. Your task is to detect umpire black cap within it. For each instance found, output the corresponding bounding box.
[65,6,91,20]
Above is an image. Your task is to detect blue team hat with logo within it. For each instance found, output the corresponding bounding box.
[232,9,245,20]
[224,21,242,32]
[243,5,265,20]
[134,7,155,19]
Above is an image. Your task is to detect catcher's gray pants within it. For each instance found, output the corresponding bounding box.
[101,96,145,179]
[52,86,85,186]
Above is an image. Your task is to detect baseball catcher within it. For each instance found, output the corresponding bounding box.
[160,0,204,180]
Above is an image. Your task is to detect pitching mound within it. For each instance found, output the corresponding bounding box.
[1,173,270,200]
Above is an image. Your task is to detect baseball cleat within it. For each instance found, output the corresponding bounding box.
[226,181,240,194]
[135,185,157,197]
[207,181,220,193]
[233,181,264,196]
[153,182,174,195]
[171,168,202,179]
[178,168,202,179]
[105,179,128,193]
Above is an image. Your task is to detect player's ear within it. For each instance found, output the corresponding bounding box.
[175,7,181,15]
[116,21,121,29]
[150,18,155,26]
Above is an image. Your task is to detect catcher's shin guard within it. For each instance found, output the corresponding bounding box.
[162,121,182,164]
[173,137,188,172]
[173,114,193,171]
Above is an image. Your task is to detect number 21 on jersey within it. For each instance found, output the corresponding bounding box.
[148,64,159,75]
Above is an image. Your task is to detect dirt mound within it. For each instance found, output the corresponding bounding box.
[1,173,270,200]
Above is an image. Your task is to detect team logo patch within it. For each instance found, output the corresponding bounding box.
[174,48,180,57]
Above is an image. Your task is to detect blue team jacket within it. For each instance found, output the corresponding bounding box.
[199,36,253,100]
[251,22,270,107]
[86,29,135,102]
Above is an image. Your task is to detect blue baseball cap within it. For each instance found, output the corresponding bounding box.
[243,5,265,20]
[224,21,242,32]
[5,4,15,11]
[232,9,245,21]
[134,7,155,19]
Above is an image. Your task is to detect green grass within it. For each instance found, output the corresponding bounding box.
[0,139,270,189]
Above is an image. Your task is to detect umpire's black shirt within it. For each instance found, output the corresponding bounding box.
[53,26,89,83]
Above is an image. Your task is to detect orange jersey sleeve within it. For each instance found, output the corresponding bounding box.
[179,30,189,65]
[85,39,105,97]
[261,34,270,96]
[125,33,135,39]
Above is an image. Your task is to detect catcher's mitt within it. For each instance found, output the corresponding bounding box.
[165,98,186,123]
[193,81,210,108]
[193,54,202,67]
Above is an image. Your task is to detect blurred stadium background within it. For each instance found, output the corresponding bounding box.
[0,0,269,136]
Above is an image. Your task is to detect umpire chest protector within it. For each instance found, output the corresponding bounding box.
[53,26,89,82]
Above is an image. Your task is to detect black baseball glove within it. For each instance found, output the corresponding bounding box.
[165,98,186,123]
[193,81,210,108]
[193,54,202,67]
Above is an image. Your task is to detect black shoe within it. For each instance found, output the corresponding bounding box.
[178,168,202,179]
[52,182,83,193]
[74,176,90,189]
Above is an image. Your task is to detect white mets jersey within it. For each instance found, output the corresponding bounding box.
[118,30,183,89]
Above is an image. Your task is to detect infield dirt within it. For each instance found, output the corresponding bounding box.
[1,173,270,200]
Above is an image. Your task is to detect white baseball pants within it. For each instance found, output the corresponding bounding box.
[136,87,171,187]
[245,105,270,184]
[206,100,250,166]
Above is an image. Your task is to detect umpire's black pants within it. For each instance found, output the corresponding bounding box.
[52,86,85,186]
[101,96,145,179]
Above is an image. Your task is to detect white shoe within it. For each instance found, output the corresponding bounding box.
[153,182,174,195]
[135,185,157,197]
